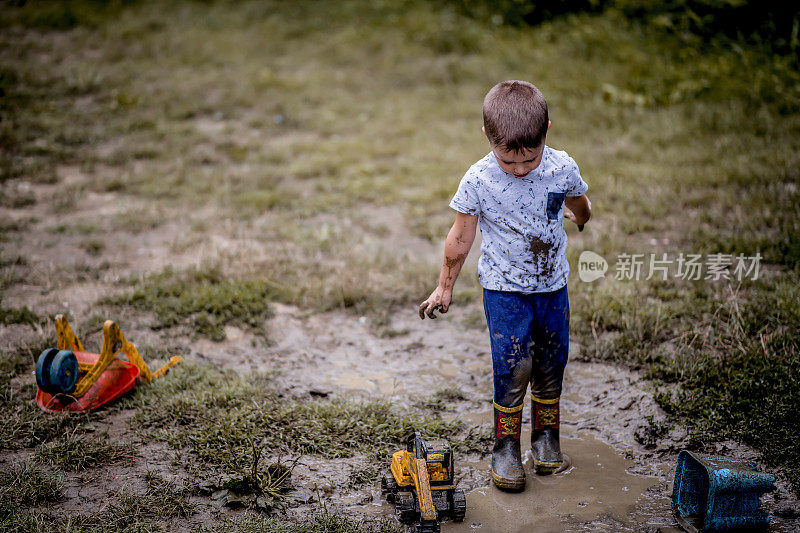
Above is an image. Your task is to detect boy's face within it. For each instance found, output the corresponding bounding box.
[491,143,545,178]
[484,121,550,178]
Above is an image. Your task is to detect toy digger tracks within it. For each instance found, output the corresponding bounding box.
[382,432,466,532]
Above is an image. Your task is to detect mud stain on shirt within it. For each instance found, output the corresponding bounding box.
[526,234,556,280]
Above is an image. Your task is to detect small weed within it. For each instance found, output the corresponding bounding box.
[634,415,672,448]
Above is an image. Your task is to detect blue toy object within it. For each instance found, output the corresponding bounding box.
[672,450,775,532]
[36,349,79,395]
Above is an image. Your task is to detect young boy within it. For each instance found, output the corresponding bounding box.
[419,80,591,492]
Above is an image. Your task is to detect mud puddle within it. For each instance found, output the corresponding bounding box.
[447,432,674,532]
[354,405,675,532]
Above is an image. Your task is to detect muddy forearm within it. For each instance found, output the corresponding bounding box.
[438,222,475,290]
[438,245,468,291]
[438,213,478,291]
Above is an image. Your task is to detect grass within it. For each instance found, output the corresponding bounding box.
[106,265,277,341]
[0,471,194,533]
[571,276,800,491]
[107,244,447,336]
[199,511,404,533]
[0,0,799,528]
[0,462,62,507]
[36,429,138,471]
[97,472,196,529]
[0,305,41,326]
[127,362,485,476]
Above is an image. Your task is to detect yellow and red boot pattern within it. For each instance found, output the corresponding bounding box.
[491,401,526,491]
[531,394,564,474]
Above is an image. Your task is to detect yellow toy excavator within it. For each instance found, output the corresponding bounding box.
[381,432,466,533]
[35,314,182,412]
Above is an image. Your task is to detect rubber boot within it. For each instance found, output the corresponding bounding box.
[491,401,525,491]
[531,394,563,475]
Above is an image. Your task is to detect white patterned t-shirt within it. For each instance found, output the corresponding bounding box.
[449,146,588,293]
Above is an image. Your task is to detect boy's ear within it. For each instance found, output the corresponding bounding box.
[482,125,486,136]
[547,120,551,131]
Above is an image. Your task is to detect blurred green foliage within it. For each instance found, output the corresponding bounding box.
[0,0,138,29]
[454,0,799,57]
[614,0,799,55]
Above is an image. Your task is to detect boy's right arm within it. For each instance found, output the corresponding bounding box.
[419,211,478,319]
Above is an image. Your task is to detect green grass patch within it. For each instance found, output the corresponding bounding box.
[97,472,196,530]
[0,399,94,451]
[0,504,402,533]
[106,266,276,341]
[36,430,138,471]
[0,471,194,533]
[573,276,800,492]
[0,305,41,327]
[126,362,487,483]
[199,510,404,533]
[0,462,62,507]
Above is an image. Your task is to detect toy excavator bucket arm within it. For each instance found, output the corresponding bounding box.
[405,432,437,523]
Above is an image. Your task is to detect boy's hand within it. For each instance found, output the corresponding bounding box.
[564,211,584,231]
[565,195,591,232]
[419,286,452,319]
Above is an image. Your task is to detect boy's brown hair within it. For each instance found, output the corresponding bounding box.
[483,80,548,153]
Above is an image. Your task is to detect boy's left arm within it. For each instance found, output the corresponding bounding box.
[564,194,591,231]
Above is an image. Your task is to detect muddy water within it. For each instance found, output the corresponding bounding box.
[352,413,679,532]
[446,429,675,532]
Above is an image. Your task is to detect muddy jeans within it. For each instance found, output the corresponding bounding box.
[483,286,570,407]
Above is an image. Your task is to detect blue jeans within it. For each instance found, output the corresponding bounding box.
[483,286,570,407]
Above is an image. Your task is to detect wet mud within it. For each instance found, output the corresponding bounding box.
[250,306,799,531]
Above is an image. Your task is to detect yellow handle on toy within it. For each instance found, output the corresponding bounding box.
[55,315,182,398]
